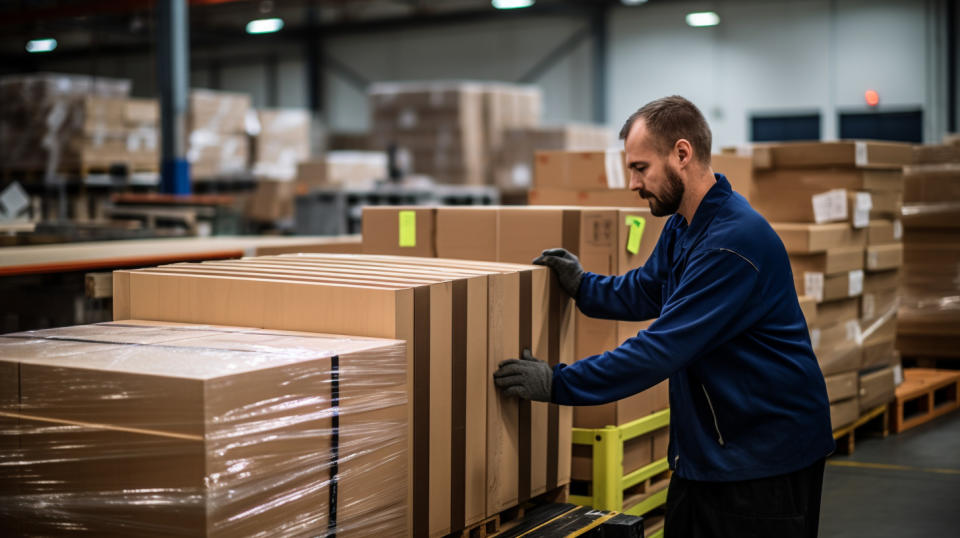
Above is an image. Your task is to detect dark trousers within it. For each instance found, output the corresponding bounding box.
[664,458,825,538]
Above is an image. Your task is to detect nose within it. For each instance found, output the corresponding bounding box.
[628,170,644,192]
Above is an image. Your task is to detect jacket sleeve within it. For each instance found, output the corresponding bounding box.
[553,248,762,405]
[575,230,670,322]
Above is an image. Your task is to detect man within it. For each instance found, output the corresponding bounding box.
[493,96,834,537]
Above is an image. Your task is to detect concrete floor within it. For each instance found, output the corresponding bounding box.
[819,409,960,537]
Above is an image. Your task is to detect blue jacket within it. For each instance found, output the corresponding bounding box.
[552,173,835,481]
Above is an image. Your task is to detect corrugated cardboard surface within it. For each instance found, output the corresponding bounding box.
[790,246,865,275]
[754,168,904,192]
[866,219,898,245]
[858,367,896,410]
[825,372,858,403]
[830,398,860,430]
[774,223,866,254]
[750,141,913,170]
[865,243,904,271]
[817,341,862,377]
[362,206,437,257]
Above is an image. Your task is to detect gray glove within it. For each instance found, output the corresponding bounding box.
[532,248,583,299]
[493,349,553,402]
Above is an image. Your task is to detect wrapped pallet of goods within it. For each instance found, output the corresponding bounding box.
[0,73,132,178]
[187,90,251,180]
[897,142,960,360]
[741,141,912,427]
[0,321,407,536]
[111,253,574,537]
[493,124,612,189]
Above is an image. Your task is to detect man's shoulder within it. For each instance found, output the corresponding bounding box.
[701,194,783,266]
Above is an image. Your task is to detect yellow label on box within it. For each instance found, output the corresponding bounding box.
[398,210,417,247]
[625,215,646,255]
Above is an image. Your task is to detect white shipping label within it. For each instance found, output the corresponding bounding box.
[848,269,864,296]
[854,208,870,228]
[805,272,825,303]
[862,294,876,320]
[855,141,868,167]
[810,329,822,350]
[856,192,874,210]
[604,148,627,189]
[845,319,863,344]
[867,251,879,270]
[893,364,904,386]
[811,189,848,223]
[893,219,903,240]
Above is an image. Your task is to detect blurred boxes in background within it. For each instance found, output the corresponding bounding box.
[297,151,387,189]
[187,89,251,179]
[495,125,612,189]
[250,109,311,180]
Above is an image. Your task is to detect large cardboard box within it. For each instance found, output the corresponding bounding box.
[795,269,863,303]
[296,151,387,189]
[816,298,859,327]
[774,223,866,254]
[799,295,818,326]
[615,208,668,275]
[435,207,499,261]
[825,372,859,403]
[529,188,643,207]
[711,153,755,202]
[752,187,851,224]
[865,243,904,271]
[790,246,865,276]
[817,341,862,376]
[534,150,628,190]
[251,108,311,180]
[751,167,905,192]
[858,367,896,410]
[114,254,574,536]
[362,206,437,257]
[495,125,610,188]
[748,141,913,170]
[0,322,406,536]
[830,398,860,430]
[904,164,960,203]
[866,219,902,246]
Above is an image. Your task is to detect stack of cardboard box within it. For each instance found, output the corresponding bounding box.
[0,321,407,536]
[897,142,960,358]
[361,205,672,488]
[249,108,311,180]
[187,89,251,179]
[112,253,574,537]
[296,151,388,189]
[494,125,612,189]
[528,150,754,207]
[746,141,912,429]
[369,82,542,185]
[0,73,132,175]
[123,98,159,172]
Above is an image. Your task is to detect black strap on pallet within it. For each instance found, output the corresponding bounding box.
[327,353,340,536]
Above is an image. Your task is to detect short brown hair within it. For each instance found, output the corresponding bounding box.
[619,95,712,165]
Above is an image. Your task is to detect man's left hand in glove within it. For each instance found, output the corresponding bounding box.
[493,349,553,402]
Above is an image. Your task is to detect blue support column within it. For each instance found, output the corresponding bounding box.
[157,0,191,195]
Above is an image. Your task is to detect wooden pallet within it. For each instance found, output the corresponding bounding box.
[889,368,960,433]
[832,404,888,455]
[447,485,569,538]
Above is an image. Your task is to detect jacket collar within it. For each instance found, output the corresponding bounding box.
[677,173,733,247]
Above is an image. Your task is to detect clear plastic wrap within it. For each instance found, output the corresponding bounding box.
[250,109,311,180]
[0,73,131,177]
[187,90,251,179]
[0,321,407,537]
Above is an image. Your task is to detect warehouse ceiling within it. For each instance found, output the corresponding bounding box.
[0,0,614,62]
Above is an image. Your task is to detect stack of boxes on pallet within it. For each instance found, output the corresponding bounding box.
[744,141,912,430]
[187,90,252,180]
[368,82,613,188]
[110,254,574,537]
[361,204,672,508]
[897,142,960,359]
[0,322,407,536]
[0,73,141,176]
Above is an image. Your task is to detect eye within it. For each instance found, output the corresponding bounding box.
[632,164,646,173]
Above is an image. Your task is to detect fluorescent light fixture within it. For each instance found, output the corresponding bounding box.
[25,38,57,53]
[621,0,649,5]
[245,18,284,34]
[686,11,720,27]
[492,0,535,9]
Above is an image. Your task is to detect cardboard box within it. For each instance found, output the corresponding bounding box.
[115,254,574,535]
[251,108,311,180]
[247,179,297,222]
[435,207,499,261]
[866,219,901,246]
[867,191,903,219]
[752,187,850,224]
[748,141,913,170]
[861,338,897,370]
[810,319,861,351]
[816,298,859,327]
[495,125,610,189]
[825,372,859,403]
[865,243,903,271]
[798,295,818,326]
[817,341,862,376]
[534,150,628,190]
[774,223,866,254]
[362,206,437,257]
[830,397,860,430]
[712,153,755,202]
[753,167,905,192]
[189,90,251,134]
[858,367,896,410]
[863,269,901,294]
[528,188,644,208]
[0,322,406,536]
[913,144,960,164]
[795,269,863,303]
[790,246,864,276]
[296,151,387,189]
[904,164,960,203]
[861,287,898,323]
[615,208,668,274]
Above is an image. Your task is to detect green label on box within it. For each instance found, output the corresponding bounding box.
[625,215,646,255]
[399,210,417,247]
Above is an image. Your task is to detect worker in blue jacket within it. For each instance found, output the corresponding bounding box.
[494,95,835,537]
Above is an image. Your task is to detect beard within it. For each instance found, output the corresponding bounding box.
[643,165,685,217]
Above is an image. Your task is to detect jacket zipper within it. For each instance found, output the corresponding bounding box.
[701,384,725,446]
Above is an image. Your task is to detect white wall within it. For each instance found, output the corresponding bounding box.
[608,0,938,147]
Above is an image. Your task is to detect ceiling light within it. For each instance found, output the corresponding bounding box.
[686,12,720,27]
[25,38,57,53]
[621,0,649,5]
[245,18,284,34]
[492,0,535,9]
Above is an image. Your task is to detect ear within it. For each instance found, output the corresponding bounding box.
[675,139,693,169]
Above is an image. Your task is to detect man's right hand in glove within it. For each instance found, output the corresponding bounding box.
[532,248,584,299]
